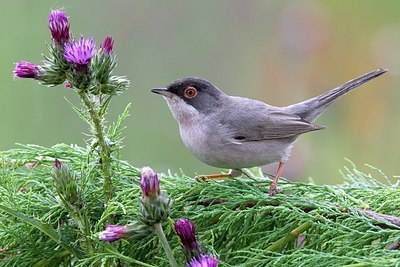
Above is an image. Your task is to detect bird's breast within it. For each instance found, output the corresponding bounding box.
[179,120,209,156]
[178,119,293,169]
[179,119,226,165]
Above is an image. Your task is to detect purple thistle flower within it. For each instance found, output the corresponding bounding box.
[140,167,160,198]
[187,254,219,267]
[100,36,114,55]
[174,218,199,251]
[98,225,128,242]
[54,158,62,170]
[53,158,64,184]
[64,36,96,66]
[48,10,70,45]
[14,61,43,79]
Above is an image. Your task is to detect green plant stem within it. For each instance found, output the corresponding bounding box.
[79,91,113,208]
[103,247,156,267]
[81,208,95,256]
[153,223,179,267]
[266,221,313,252]
[59,197,94,256]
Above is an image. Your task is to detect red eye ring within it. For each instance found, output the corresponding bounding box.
[183,86,197,99]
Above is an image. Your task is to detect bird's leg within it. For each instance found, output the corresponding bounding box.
[269,162,284,196]
[195,169,242,181]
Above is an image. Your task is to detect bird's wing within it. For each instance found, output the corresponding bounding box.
[219,101,325,141]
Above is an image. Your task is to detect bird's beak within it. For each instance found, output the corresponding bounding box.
[151,88,174,98]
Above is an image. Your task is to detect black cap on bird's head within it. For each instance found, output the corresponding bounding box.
[151,77,226,113]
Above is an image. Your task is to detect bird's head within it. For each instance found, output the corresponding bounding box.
[151,77,226,123]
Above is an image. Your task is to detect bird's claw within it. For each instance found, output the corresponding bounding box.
[269,183,278,196]
[194,175,207,182]
[194,170,241,182]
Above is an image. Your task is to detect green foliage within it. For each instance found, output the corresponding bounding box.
[5,7,399,267]
[1,143,399,266]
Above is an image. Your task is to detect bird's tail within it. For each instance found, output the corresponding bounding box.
[285,68,388,122]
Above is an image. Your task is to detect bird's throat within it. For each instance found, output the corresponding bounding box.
[165,96,200,125]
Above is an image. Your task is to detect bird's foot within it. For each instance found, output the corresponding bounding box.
[195,173,228,182]
[195,169,242,182]
[269,183,278,196]
[268,162,284,196]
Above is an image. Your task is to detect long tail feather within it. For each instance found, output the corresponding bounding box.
[286,68,388,122]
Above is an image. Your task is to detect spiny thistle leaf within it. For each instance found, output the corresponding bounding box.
[108,103,131,144]
[99,94,114,118]
[64,97,91,125]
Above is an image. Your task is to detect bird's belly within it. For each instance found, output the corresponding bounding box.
[198,140,291,169]
[180,123,293,169]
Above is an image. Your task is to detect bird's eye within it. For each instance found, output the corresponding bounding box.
[183,87,197,99]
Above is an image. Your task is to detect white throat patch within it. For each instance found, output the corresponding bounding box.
[163,95,200,125]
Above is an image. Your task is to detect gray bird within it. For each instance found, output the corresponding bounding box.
[151,68,387,195]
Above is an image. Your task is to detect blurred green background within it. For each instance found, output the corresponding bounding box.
[2,1,399,184]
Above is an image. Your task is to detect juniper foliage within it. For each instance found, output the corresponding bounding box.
[1,142,399,266]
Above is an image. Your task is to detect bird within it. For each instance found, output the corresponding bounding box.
[151,68,387,196]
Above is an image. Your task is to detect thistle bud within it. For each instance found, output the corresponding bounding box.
[139,167,171,225]
[175,218,198,251]
[38,10,71,86]
[54,158,62,170]
[98,225,128,242]
[52,159,79,205]
[98,222,152,242]
[100,36,114,55]
[13,61,44,79]
[174,218,201,260]
[92,36,125,95]
[140,167,160,199]
[48,10,70,46]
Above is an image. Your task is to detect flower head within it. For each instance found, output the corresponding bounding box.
[98,222,152,242]
[48,10,70,45]
[54,158,62,170]
[52,159,79,205]
[98,225,128,242]
[187,254,219,267]
[14,61,43,79]
[140,167,160,198]
[64,36,96,66]
[53,159,64,182]
[139,167,171,225]
[100,36,114,55]
[175,218,199,251]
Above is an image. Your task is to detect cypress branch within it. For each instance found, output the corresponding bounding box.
[1,144,399,266]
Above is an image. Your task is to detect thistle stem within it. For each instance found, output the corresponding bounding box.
[79,91,114,208]
[61,200,94,256]
[154,223,179,267]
